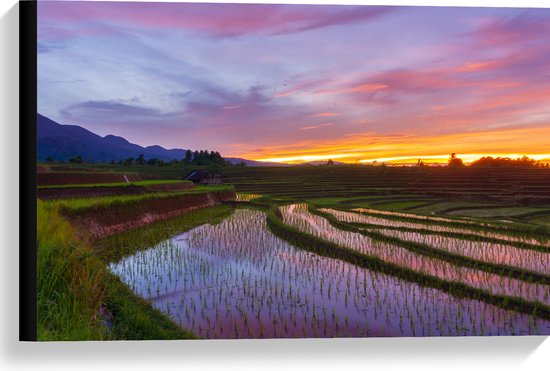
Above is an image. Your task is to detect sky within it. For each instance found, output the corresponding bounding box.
[37,1,550,164]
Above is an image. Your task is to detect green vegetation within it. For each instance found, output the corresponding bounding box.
[38,162,201,179]
[37,201,109,340]
[408,201,499,214]
[102,274,197,340]
[54,185,234,213]
[447,207,550,218]
[37,197,238,340]
[309,205,550,285]
[97,205,233,262]
[356,200,434,211]
[36,163,550,339]
[264,204,550,320]
[38,179,190,189]
[37,201,195,340]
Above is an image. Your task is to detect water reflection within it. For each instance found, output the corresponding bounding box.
[110,208,550,338]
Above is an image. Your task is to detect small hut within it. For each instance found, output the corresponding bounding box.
[184,170,223,185]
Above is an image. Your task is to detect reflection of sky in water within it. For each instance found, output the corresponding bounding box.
[110,208,550,339]
[326,209,550,275]
[349,208,550,247]
[282,205,550,305]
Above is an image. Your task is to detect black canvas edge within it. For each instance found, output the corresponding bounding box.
[19,0,37,342]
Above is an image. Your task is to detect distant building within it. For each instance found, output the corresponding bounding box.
[184,170,223,185]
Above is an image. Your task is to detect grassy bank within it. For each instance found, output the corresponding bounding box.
[37,180,191,189]
[37,201,108,340]
[97,205,234,262]
[37,200,231,340]
[55,185,234,213]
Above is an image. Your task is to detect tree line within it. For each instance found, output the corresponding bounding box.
[46,149,246,167]
[447,154,548,168]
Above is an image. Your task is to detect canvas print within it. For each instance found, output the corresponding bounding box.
[35,1,550,340]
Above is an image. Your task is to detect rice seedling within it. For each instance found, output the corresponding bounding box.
[109,208,550,338]
[235,193,262,202]
[279,204,550,306]
[317,208,549,253]
[319,208,550,277]
[349,208,550,248]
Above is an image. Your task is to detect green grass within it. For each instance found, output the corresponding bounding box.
[37,198,231,340]
[409,201,499,215]
[53,185,234,213]
[97,205,234,262]
[363,200,434,211]
[337,205,550,238]
[447,207,550,218]
[39,162,204,179]
[527,215,550,227]
[37,201,109,340]
[103,275,197,340]
[38,180,191,189]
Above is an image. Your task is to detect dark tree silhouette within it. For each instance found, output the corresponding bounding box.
[471,156,548,168]
[184,149,193,164]
[448,153,464,168]
[136,154,145,165]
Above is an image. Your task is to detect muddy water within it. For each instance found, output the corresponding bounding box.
[110,208,550,338]
[323,209,550,275]
[282,205,550,305]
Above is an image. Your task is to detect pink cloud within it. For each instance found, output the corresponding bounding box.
[315,83,388,95]
[301,123,334,130]
[471,14,550,48]
[275,78,339,98]
[309,112,339,118]
[38,2,392,39]
[458,60,500,72]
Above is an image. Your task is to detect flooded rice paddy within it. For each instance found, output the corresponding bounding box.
[323,209,550,275]
[109,207,550,338]
[281,205,549,305]
[346,208,550,248]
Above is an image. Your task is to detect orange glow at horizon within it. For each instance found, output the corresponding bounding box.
[255,153,550,164]
[242,125,550,165]
[359,153,550,164]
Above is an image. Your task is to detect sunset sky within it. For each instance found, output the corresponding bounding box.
[37,1,550,164]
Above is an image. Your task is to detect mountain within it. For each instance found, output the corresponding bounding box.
[37,114,187,162]
[36,114,284,166]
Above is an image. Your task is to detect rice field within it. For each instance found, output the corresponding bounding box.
[109,208,550,338]
[332,208,550,248]
[280,204,549,306]
[102,189,550,338]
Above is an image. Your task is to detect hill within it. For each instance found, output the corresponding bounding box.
[37,114,279,166]
[37,114,188,162]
